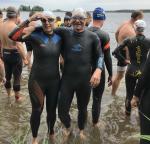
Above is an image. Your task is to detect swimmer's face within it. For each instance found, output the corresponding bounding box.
[64,19,71,27]
[71,15,86,32]
[41,16,55,34]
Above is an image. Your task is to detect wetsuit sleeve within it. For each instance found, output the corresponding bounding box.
[8,19,31,42]
[54,27,68,37]
[54,27,70,57]
[134,53,150,98]
[93,35,104,70]
[112,38,129,63]
[103,35,112,77]
[25,41,33,52]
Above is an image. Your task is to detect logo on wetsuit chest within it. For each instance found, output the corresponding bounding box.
[71,44,82,52]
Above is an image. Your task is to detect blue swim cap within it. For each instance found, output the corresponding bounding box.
[93,7,106,20]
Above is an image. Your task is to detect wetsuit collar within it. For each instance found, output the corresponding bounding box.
[43,30,54,37]
[73,30,85,36]
[136,34,145,40]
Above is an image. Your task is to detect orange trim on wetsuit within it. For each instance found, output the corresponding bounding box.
[104,41,110,50]
[12,28,24,41]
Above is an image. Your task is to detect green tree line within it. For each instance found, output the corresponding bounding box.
[0,5,44,11]
[19,5,44,11]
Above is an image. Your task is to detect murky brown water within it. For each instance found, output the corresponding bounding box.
[0,67,140,144]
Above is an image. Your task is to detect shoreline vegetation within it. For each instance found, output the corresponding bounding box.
[0,5,150,13]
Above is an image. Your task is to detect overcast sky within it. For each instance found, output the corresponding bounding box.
[0,0,149,11]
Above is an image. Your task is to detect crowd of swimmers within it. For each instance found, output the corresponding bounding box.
[0,6,150,144]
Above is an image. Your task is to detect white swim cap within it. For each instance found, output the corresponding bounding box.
[135,20,146,32]
[42,11,55,19]
[72,8,87,18]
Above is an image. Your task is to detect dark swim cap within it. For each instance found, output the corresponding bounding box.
[93,7,106,20]
[64,15,71,21]
[6,6,18,18]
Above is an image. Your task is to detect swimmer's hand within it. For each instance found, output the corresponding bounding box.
[124,59,131,64]
[23,58,28,66]
[131,96,139,108]
[0,76,6,84]
[108,76,112,87]
[29,13,47,22]
[90,68,101,88]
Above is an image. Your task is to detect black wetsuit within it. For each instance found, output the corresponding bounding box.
[9,26,62,137]
[25,40,33,52]
[134,53,150,144]
[55,28,104,130]
[113,34,150,114]
[88,27,112,124]
[3,49,22,94]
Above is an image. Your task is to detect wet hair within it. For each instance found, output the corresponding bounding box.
[131,10,143,19]
[64,15,71,21]
[29,11,36,17]
[65,11,72,17]
[6,6,18,18]
[0,9,3,18]
[86,11,92,18]
[56,16,61,21]
[0,9,2,15]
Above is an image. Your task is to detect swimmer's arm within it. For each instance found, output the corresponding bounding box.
[9,13,44,41]
[112,39,128,63]
[0,59,5,83]
[104,37,113,78]
[90,36,104,87]
[16,42,27,61]
[115,29,119,43]
[94,36,104,71]
[8,19,31,42]
[54,27,69,37]
[134,54,150,98]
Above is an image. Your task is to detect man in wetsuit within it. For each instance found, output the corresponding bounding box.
[131,52,150,144]
[112,10,144,96]
[113,20,150,116]
[88,7,112,127]
[0,6,26,101]
[55,8,104,139]
[9,11,62,144]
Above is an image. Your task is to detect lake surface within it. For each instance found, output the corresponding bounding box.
[0,12,150,144]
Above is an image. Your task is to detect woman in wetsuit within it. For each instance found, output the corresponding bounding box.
[112,20,150,116]
[9,11,62,144]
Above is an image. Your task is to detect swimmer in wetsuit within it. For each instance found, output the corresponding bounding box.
[88,7,113,126]
[131,52,150,144]
[112,10,144,96]
[9,11,62,144]
[113,20,150,116]
[55,8,104,139]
